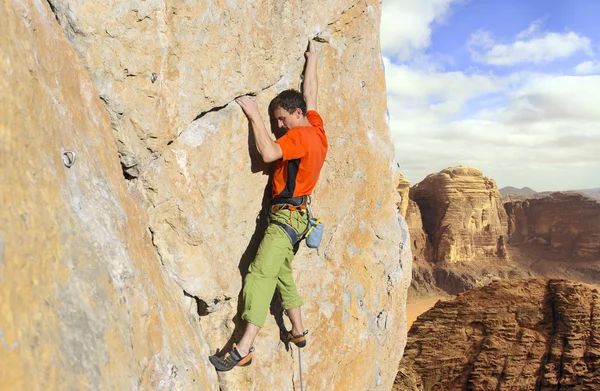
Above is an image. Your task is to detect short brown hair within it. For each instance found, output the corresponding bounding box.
[271,89,307,116]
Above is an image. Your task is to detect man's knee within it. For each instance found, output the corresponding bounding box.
[282,296,304,310]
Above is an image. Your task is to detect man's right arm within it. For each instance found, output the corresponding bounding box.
[303,40,318,112]
[236,96,283,163]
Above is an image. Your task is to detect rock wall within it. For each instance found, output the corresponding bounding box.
[0,1,215,389]
[2,0,411,390]
[395,279,600,390]
[505,192,600,260]
[410,166,508,264]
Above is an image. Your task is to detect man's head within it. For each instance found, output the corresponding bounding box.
[271,89,307,130]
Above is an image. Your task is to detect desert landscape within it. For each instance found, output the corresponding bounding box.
[395,167,600,390]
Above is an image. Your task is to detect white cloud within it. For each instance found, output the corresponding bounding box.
[384,57,508,103]
[379,4,600,190]
[515,19,543,40]
[575,61,600,75]
[380,0,460,61]
[469,22,592,66]
[491,75,600,123]
[386,55,600,189]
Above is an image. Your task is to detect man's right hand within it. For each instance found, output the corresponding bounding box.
[235,96,283,163]
[235,96,261,119]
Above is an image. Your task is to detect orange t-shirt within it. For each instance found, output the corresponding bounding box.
[272,110,328,199]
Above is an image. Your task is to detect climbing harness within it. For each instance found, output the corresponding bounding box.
[270,196,310,246]
[269,196,324,248]
[270,195,309,211]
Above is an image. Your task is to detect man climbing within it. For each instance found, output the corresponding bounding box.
[209,39,327,371]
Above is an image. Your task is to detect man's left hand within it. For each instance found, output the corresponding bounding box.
[305,39,316,59]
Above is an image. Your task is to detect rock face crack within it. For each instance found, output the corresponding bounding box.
[148,227,164,266]
[327,2,358,26]
[183,290,210,317]
[537,280,558,387]
[45,0,60,23]
[183,290,232,317]
[327,1,367,33]
[164,73,289,147]
[585,297,597,372]
[192,102,230,122]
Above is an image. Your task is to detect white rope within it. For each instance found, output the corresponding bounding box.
[298,347,304,391]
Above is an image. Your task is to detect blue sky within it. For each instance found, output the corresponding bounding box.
[432,0,600,74]
[381,0,600,191]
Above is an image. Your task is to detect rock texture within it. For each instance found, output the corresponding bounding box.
[501,187,600,203]
[404,171,599,298]
[397,173,411,218]
[395,279,600,391]
[405,200,438,299]
[2,0,410,390]
[0,1,215,389]
[505,192,600,260]
[411,166,508,264]
[404,167,526,296]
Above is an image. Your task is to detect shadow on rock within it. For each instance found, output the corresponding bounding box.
[214,96,293,357]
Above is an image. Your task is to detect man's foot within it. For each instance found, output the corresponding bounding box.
[286,330,308,348]
[209,344,254,371]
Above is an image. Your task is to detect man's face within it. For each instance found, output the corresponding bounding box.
[274,107,302,130]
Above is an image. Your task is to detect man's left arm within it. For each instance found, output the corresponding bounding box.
[236,96,283,163]
[303,40,318,112]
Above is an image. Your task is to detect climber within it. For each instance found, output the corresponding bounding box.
[209,39,328,371]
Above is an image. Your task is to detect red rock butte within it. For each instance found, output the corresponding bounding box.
[395,279,600,390]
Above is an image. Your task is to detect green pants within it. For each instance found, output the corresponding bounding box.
[242,208,308,328]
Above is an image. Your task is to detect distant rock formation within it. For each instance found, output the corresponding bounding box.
[501,186,600,202]
[405,171,600,297]
[579,188,600,200]
[505,192,600,260]
[411,166,508,264]
[398,175,436,298]
[395,279,600,391]
[405,200,438,298]
[401,167,532,296]
[397,173,411,218]
[500,186,537,196]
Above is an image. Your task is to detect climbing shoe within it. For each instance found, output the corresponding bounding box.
[209,344,254,371]
[286,330,308,348]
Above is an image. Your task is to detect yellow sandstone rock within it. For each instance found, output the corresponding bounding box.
[506,192,600,260]
[0,0,215,389]
[410,166,508,264]
[1,0,411,389]
[395,279,600,390]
